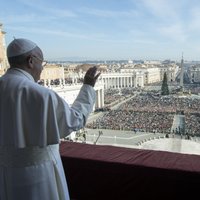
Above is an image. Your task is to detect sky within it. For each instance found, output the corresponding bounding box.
[1,0,200,61]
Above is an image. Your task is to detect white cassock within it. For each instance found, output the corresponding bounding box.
[0,68,96,200]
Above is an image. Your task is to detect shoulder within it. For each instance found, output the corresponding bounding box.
[21,81,61,104]
[29,83,59,98]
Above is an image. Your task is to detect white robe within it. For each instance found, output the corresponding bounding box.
[0,68,96,200]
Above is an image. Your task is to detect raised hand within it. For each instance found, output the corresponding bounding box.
[83,66,101,87]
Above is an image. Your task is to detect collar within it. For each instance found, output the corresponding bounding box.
[8,68,35,82]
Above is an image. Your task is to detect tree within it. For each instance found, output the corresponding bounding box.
[161,72,169,95]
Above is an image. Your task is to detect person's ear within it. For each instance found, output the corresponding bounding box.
[27,56,34,69]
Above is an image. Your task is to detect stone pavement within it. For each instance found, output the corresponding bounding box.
[83,128,200,155]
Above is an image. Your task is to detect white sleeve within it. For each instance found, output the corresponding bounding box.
[55,84,96,139]
[72,84,96,120]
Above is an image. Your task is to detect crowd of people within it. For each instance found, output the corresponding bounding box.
[104,88,138,105]
[87,110,173,133]
[87,89,200,136]
[119,93,200,114]
[185,114,200,136]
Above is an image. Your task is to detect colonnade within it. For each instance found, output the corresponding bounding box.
[51,82,104,109]
[42,78,78,87]
[95,89,104,108]
[42,72,145,90]
[99,72,144,89]
[42,72,145,109]
[102,76,135,89]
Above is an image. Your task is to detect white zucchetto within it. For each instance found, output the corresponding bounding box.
[7,38,37,58]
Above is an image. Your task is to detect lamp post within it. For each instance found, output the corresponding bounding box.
[94,130,103,145]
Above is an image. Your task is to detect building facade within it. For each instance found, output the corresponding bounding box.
[0,23,8,76]
[187,65,200,83]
